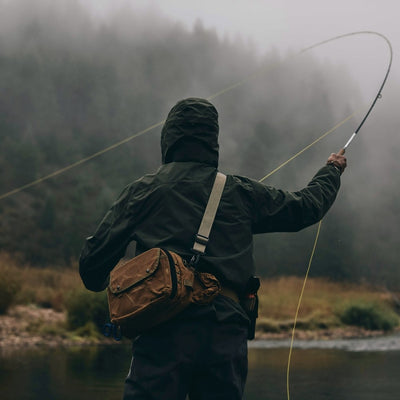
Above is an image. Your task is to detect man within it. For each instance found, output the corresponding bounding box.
[79,97,346,399]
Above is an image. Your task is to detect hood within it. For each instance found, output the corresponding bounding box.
[161,98,219,166]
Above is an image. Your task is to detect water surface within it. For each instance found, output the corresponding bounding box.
[1,336,400,400]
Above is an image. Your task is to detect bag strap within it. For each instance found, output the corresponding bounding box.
[192,172,226,255]
[123,172,226,263]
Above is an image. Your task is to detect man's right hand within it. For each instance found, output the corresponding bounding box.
[326,151,347,174]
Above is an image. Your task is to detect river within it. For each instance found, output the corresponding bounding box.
[2,334,400,399]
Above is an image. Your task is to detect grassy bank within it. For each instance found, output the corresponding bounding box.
[258,276,400,335]
[1,253,399,344]
[0,253,81,312]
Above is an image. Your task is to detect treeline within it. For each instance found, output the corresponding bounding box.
[0,0,397,286]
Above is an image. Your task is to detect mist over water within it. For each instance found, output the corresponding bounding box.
[0,0,398,286]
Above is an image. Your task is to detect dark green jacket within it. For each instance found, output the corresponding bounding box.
[79,98,341,294]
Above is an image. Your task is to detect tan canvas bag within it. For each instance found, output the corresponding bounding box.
[107,172,226,338]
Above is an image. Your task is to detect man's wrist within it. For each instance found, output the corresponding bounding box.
[326,161,343,174]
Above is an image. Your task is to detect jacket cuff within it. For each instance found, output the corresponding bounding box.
[326,161,343,175]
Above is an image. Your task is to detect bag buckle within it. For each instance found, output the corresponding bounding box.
[102,323,122,341]
[189,253,201,267]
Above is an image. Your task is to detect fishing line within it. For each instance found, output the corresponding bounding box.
[258,112,356,182]
[0,121,165,201]
[286,219,322,400]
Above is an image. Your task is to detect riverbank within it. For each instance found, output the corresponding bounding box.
[1,304,399,350]
[0,305,98,348]
[1,258,400,349]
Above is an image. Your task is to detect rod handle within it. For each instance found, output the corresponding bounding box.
[338,148,346,155]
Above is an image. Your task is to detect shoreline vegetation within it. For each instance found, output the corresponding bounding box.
[1,253,400,349]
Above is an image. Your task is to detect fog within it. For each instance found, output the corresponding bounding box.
[0,0,399,287]
[87,0,400,88]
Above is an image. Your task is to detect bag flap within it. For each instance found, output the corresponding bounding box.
[108,248,162,295]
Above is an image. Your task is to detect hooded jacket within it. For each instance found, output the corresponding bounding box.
[79,98,341,294]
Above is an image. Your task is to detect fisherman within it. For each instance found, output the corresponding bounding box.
[79,97,346,400]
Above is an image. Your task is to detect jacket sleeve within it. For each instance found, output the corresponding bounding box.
[79,186,134,292]
[252,164,341,233]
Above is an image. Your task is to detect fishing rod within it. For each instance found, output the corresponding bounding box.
[317,32,393,155]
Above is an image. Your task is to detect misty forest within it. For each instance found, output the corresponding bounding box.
[0,1,399,287]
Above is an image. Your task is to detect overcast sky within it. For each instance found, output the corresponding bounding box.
[88,0,398,51]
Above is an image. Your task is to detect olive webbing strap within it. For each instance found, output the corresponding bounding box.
[192,172,226,255]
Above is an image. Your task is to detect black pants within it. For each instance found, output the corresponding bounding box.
[123,315,248,400]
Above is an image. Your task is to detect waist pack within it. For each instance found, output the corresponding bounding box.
[107,248,220,338]
[106,172,227,339]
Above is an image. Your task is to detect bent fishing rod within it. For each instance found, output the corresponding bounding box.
[320,32,393,155]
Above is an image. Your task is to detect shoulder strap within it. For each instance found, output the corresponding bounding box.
[192,172,226,255]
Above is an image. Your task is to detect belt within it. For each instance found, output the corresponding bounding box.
[220,286,240,303]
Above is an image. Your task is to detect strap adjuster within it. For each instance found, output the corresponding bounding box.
[194,234,209,246]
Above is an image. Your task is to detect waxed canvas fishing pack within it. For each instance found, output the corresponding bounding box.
[107,248,220,338]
